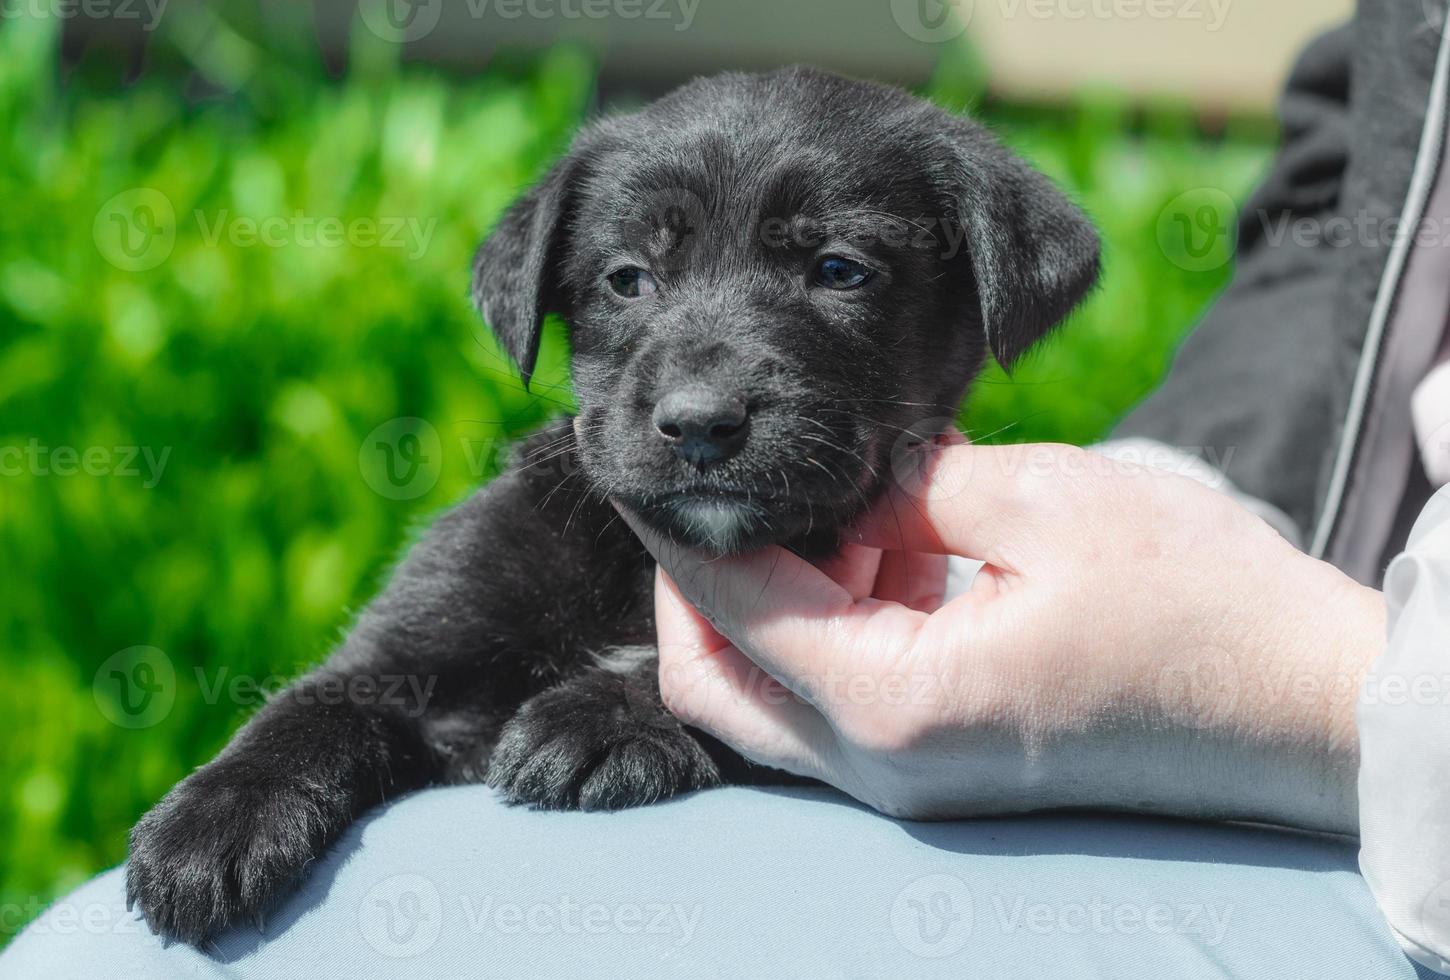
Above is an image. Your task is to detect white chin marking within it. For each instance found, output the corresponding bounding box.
[673,499,753,551]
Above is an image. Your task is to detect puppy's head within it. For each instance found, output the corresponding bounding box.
[474,67,1098,553]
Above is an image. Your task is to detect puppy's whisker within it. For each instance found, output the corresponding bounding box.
[818,407,922,441]
[475,368,577,412]
[963,412,1046,445]
[563,481,605,538]
[847,397,957,411]
[537,473,578,512]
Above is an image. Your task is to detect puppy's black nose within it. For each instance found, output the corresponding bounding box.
[652,386,749,467]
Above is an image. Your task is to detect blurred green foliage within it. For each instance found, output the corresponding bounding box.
[0,3,1270,941]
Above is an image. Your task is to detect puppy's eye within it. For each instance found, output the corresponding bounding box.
[813,255,873,290]
[606,267,657,298]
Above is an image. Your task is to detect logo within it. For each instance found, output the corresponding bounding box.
[1156,187,1237,273]
[887,419,973,504]
[620,187,707,275]
[358,0,443,43]
[93,188,176,271]
[359,417,443,500]
[1423,0,1449,39]
[1420,878,1450,951]
[890,0,974,42]
[1158,644,1239,730]
[93,646,176,729]
[891,873,973,958]
[359,873,444,958]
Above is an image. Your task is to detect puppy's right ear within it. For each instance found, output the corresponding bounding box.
[471,149,584,388]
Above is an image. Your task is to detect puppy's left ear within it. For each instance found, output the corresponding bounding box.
[945,118,1101,369]
[471,146,586,388]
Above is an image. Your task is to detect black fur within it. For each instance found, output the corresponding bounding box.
[127,67,1099,944]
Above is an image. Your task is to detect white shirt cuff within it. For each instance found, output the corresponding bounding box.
[1358,484,1450,975]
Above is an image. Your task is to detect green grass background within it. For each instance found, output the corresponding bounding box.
[0,4,1271,939]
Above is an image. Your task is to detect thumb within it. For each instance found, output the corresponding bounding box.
[853,441,1070,569]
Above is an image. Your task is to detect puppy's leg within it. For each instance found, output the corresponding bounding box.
[127,422,659,943]
[485,646,723,810]
[125,669,435,944]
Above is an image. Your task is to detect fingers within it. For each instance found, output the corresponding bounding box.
[873,549,948,612]
[620,508,930,711]
[809,542,884,601]
[812,543,946,612]
[619,508,917,705]
[653,568,836,780]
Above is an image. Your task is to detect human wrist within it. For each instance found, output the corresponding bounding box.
[987,551,1384,832]
[1150,554,1383,833]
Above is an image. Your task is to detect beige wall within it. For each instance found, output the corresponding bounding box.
[961,0,1355,112]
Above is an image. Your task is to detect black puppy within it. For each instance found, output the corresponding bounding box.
[126,66,1099,944]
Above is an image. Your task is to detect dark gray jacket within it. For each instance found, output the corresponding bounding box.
[1117,0,1450,586]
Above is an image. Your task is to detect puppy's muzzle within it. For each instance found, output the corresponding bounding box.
[651,384,750,468]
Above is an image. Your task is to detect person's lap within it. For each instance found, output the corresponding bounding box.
[3,785,1431,979]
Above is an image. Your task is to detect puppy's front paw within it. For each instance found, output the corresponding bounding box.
[127,762,327,944]
[486,669,720,810]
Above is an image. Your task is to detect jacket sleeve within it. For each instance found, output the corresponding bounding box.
[1358,485,1450,976]
[1113,24,1353,540]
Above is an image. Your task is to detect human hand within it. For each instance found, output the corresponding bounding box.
[620,441,1384,831]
